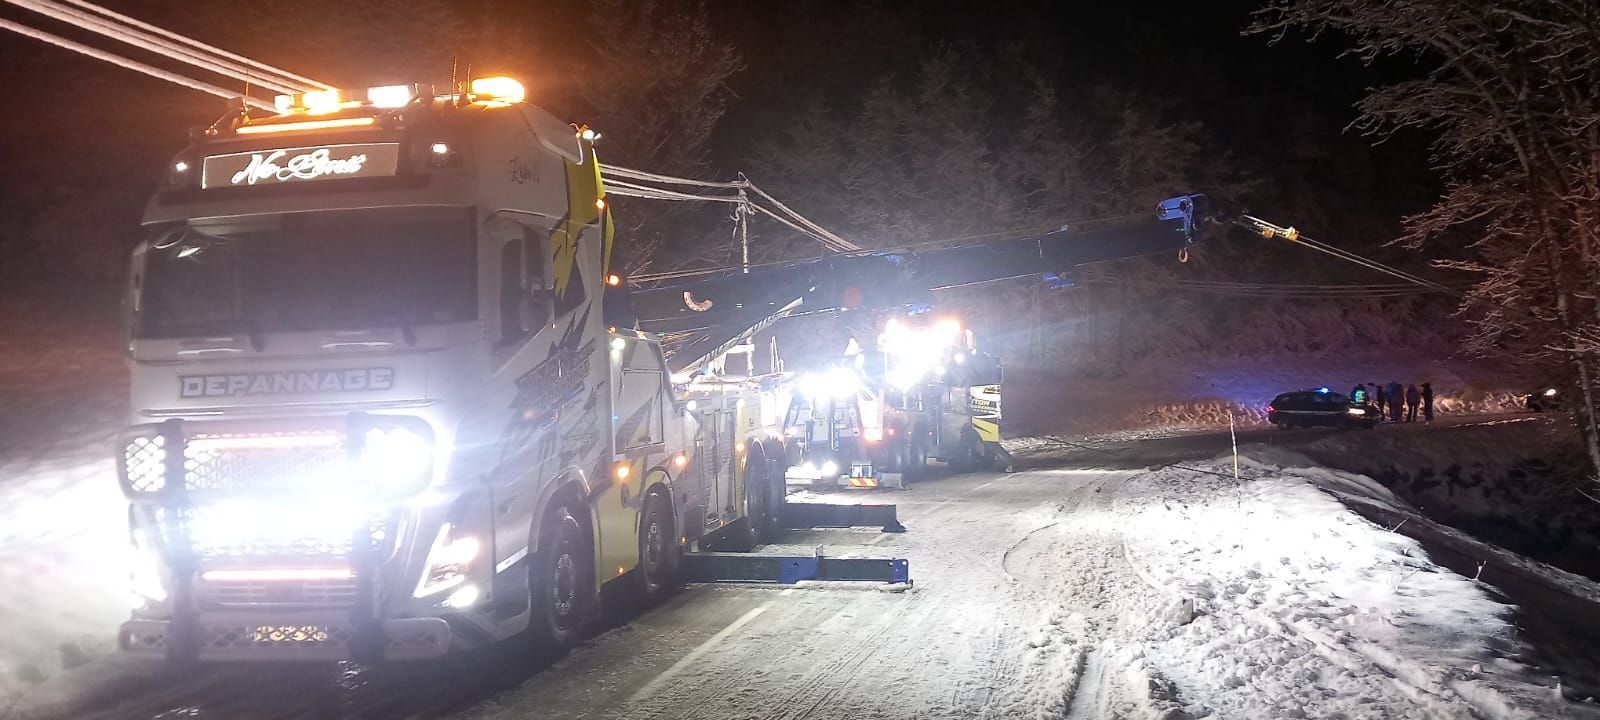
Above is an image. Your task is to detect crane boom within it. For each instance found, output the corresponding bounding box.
[629,194,1211,374]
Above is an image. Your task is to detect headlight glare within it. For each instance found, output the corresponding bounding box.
[360,422,434,491]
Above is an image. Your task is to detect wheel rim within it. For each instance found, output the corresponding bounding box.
[643,516,665,594]
[551,542,577,629]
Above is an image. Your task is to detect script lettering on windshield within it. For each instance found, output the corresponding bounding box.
[201,143,401,189]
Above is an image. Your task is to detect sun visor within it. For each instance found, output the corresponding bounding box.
[521,107,583,164]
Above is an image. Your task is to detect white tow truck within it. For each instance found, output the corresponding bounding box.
[116,78,792,662]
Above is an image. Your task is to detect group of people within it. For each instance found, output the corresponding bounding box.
[1350,381,1435,424]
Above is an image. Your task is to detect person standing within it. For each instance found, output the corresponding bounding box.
[1421,382,1435,424]
[1405,384,1421,422]
[1374,383,1388,419]
[1351,384,1368,405]
[1386,381,1404,422]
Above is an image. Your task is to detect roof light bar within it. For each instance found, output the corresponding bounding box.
[236,116,376,135]
[301,89,342,114]
[367,84,414,109]
[468,76,524,106]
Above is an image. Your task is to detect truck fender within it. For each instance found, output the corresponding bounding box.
[526,465,594,558]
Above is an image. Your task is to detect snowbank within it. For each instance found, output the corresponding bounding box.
[0,445,138,715]
[1297,418,1600,582]
[1045,450,1597,718]
[1007,354,1524,436]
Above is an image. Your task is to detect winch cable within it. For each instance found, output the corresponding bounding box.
[1236,213,1465,299]
[6,0,308,95]
[0,17,276,111]
[605,176,859,254]
[601,164,862,252]
[53,0,331,90]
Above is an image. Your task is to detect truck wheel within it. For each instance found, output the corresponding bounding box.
[903,438,927,482]
[638,492,680,603]
[763,457,788,542]
[730,444,778,551]
[949,431,982,473]
[529,504,591,651]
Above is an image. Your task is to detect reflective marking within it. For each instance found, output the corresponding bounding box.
[629,604,768,702]
[495,546,529,574]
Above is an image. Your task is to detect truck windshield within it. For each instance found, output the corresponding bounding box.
[138,207,476,338]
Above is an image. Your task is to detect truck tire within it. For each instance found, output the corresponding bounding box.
[764,463,788,543]
[638,491,680,603]
[528,504,591,651]
[728,444,776,551]
[948,430,982,474]
[902,436,928,482]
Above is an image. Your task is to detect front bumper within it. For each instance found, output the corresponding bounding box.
[120,612,452,662]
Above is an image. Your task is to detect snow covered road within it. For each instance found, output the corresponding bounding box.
[12,435,1600,718]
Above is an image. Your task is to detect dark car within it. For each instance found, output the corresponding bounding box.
[1526,387,1563,413]
[1267,388,1379,430]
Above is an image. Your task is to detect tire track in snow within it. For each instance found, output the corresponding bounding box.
[1062,648,1105,720]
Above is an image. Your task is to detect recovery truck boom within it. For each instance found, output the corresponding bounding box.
[625,195,1212,486]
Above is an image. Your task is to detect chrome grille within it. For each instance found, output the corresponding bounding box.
[158,506,392,560]
[209,577,360,608]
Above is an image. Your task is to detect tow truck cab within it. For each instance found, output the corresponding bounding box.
[783,316,1004,487]
[115,79,756,662]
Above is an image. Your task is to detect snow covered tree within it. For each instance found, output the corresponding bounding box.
[1253,0,1600,481]
[578,0,743,273]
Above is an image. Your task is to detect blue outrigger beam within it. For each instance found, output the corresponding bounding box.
[779,502,906,533]
[683,549,910,585]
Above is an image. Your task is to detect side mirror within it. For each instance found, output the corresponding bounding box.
[519,290,554,333]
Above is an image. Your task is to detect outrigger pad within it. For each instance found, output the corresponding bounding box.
[780,502,905,533]
[682,550,910,585]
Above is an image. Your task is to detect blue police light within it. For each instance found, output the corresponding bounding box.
[1317,387,1330,394]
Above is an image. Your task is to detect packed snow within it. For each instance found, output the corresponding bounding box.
[0,311,1592,718]
[978,449,1598,719]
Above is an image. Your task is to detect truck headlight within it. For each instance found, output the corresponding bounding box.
[360,421,435,493]
[120,434,168,494]
[415,522,481,598]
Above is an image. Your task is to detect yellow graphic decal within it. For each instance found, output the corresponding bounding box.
[973,418,1001,444]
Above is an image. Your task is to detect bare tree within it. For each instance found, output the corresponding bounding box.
[1253,0,1600,479]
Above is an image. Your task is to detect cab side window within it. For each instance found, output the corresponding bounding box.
[615,340,666,451]
[488,215,550,347]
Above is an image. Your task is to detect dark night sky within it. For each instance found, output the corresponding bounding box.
[0,0,1439,277]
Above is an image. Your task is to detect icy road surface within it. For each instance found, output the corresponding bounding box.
[30,441,1598,720]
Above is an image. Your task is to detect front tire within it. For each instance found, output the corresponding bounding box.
[730,444,783,550]
[529,504,592,651]
[902,437,928,482]
[638,492,680,603]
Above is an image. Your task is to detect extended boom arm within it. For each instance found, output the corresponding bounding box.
[629,194,1213,374]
